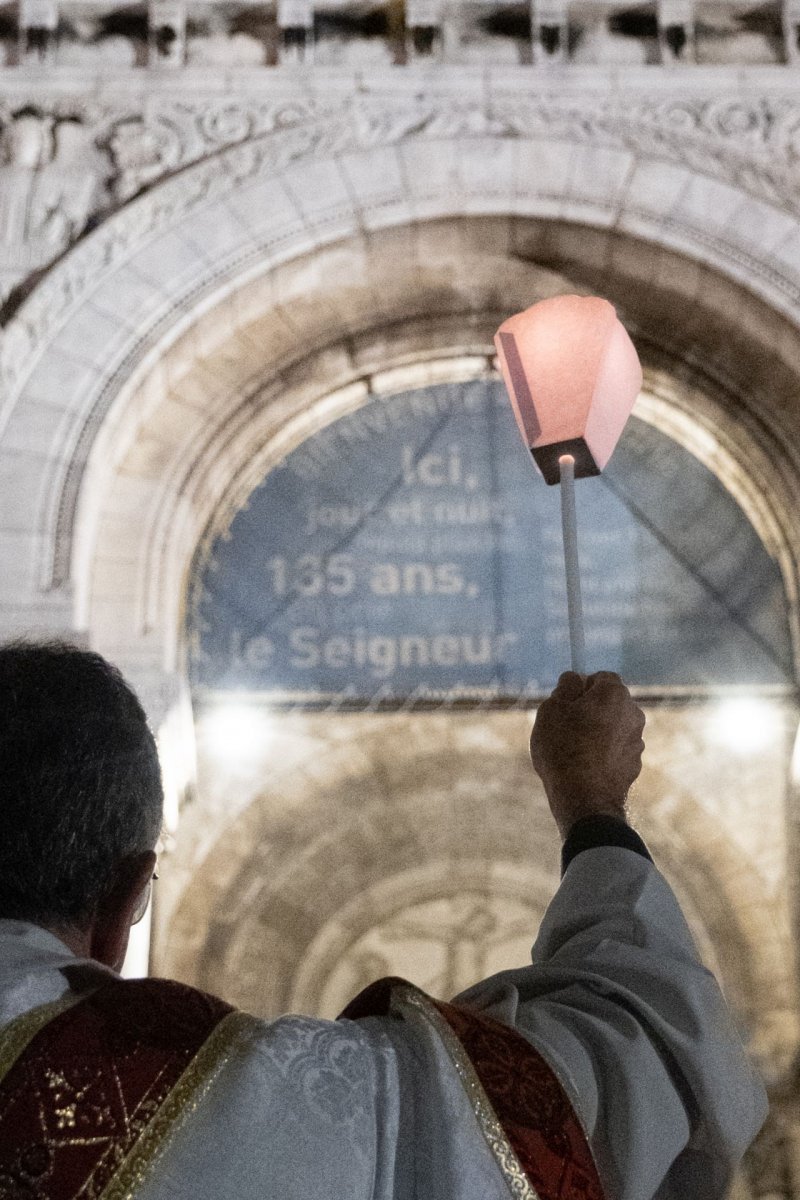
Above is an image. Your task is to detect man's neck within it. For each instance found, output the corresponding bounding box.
[39,923,91,960]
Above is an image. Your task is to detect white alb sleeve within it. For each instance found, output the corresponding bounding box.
[453,846,768,1200]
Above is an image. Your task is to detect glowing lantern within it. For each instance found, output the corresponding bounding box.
[494,294,642,673]
[494,294,642,485]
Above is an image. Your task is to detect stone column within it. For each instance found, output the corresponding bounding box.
[783,0,800,62]
[530,0,568,63]
[148,0,187,66]
[277,0,314,65]
[17,0,58,64]
[406,0,443,59]
[657,0,695,62]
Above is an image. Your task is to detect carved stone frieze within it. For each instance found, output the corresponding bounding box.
[0,107,111,303]
[88,90,800,213]
[84,89,800,211]
[2,76,800,402]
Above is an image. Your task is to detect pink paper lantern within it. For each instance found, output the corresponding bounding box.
[494,295,642,485]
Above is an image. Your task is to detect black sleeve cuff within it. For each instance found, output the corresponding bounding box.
[561,814,653,877]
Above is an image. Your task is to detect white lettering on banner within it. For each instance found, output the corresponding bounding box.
[304,503,363,537]
[266,555,356,597]
[431,498,508,526]
[288,628,519,679]
[226,631,276,669]
[402,445,464,487]
[369,562,467,596]
[264,555,471,598]
[386,498,425,526]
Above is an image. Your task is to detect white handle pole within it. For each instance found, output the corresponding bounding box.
[559,454,587,674]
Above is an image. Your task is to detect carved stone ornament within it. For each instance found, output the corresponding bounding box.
[75,90,800,213]
[0,108,111,302]
[1,78,800,403]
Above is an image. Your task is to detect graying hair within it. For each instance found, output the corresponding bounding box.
[0,641,163,929]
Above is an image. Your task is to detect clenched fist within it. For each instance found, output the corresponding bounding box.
[530,671,646,839]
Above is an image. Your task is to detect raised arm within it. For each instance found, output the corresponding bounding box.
[456,672,768,1200]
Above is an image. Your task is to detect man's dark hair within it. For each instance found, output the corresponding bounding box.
[0,641,163,930]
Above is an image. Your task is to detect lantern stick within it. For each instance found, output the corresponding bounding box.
[494,295,642,676]
[558,454,586,674]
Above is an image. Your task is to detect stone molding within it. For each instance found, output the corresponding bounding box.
[3,71,800,402]
[157,705,798,1082]
[0,71,799,679]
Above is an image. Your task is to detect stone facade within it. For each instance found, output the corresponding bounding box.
[1,38,800,1198]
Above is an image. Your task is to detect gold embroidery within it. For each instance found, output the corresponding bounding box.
[390,984,541,1200]
[0,994,81,1086]
[47,1064,91,1130]
[98,1010,259,1200]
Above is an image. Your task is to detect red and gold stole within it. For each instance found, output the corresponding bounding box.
[342,977,606,1200]
[0,978,256,1200]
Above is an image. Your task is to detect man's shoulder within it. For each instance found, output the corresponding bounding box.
[99,977,391,1065]
[78,974,237,1052]
[111,974,234,1018]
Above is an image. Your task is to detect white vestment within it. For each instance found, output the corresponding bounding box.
[0,847,767,1200]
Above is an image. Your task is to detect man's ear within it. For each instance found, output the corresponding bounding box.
[90,850,157,971]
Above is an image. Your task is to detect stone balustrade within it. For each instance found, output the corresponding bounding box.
[0,0,796,69]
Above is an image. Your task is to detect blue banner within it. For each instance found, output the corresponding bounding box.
[188,380,794,699]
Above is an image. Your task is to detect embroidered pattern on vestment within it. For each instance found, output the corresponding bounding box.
[0,996,82,1086]
[0,978,255,1200]
[342,976,606,1200]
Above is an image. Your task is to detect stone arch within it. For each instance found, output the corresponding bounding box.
[77,215,800,709]
[636,759,800,1083]
[158,709,562,988]
[0,89,792,1200]
[159,707,794,1081]
[0,129,797,1084]
[0,128,798,705]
